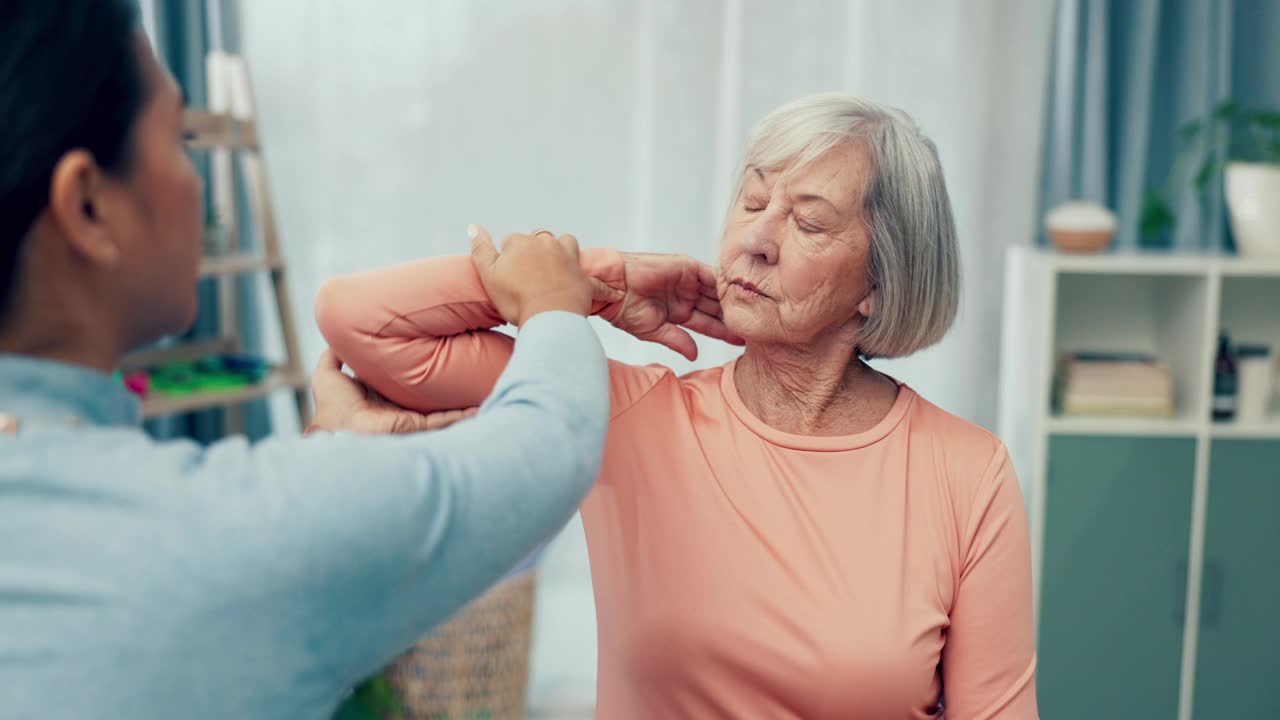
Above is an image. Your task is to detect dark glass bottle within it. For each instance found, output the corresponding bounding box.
[1212,334,1237,421]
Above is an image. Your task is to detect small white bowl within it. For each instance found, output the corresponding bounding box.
[1046,201,1117,254]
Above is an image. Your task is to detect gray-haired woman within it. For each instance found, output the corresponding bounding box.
[319,93,1038,719]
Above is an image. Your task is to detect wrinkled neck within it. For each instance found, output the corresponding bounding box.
[734,337,895,436]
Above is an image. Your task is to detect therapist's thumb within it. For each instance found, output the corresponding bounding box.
[469,224,498,274]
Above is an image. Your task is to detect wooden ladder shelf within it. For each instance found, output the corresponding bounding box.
[122,53,309,429]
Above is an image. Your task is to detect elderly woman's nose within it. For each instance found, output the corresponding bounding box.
[742,217,780,264]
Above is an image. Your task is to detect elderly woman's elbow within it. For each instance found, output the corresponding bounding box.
[313,275,363,354]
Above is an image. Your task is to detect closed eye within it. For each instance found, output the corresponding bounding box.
[794,216,826,234]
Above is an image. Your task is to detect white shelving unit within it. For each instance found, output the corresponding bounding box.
[998,245,1280,720]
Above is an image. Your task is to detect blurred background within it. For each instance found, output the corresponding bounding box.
[137,1,1280,718]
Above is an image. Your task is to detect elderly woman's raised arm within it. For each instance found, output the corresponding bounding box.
[314,240,627,413]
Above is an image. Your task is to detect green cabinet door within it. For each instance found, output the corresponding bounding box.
[1193,439,1280,718]
[1039,436,1196,720]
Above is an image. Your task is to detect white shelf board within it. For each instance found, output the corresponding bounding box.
[1028,246,1280,278]
[1216,256,1280,278]
[119,337,235,372]
[199,253,283,277]
[1045,413,1202,437]
[1049,250,1211,276]
[1209,417,1280,439]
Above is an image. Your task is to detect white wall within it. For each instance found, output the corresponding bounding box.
[239,0,1052,710]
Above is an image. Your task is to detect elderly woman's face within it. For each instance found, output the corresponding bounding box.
[717,142,876,348]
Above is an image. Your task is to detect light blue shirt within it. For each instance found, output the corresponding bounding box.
[0,312,608,719]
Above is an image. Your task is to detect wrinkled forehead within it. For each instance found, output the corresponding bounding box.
[742,140,873,211]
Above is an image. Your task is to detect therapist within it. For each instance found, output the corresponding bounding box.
[0,1,614,718]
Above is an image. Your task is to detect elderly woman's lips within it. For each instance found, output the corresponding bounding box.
[730,280,771,299]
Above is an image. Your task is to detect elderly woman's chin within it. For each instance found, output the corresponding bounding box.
[720,294,776,345]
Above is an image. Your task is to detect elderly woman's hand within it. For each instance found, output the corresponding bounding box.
[612,253,744,361]
[309,348,477,435]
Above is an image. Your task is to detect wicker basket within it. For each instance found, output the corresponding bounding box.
[385,572,538,720]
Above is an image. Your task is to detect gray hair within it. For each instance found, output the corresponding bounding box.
[736,93,959,359]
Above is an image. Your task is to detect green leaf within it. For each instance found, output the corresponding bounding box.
[1140,192,1175,239]
[1193,155,1219,193]
[365,676,402,715]
[1178,118,1204,143]
[333,695,382,720]
[1213,100,1240,120]
[1249,109,1280,130]
[332,674,402,720]
[350,675,401,719]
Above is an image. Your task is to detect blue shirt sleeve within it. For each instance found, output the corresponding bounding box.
[178,311,607,691]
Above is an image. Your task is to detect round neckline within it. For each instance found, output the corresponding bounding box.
[719,357,915,452]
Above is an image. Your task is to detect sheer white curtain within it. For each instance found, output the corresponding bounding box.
[241,0,1052,711]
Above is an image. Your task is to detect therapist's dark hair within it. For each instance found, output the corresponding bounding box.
[0,0,145,322]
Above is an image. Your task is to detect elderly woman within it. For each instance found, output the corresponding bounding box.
[317,93,1037,719]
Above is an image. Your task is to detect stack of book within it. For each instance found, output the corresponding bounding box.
[1058,352,1175,418]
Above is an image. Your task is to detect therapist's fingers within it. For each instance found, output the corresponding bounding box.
[314,348,343,375]
[557,233,581,262]
[469,224,498,274]
[386,406,479,434]
[422,407,480,431]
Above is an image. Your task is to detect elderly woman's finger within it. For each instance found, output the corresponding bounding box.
[696,295,723,319]
[697,263,720,297]
[645,324,698,361]
[682,310,746,346]
[590,277,625,303]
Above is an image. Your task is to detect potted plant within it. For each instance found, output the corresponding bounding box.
[333,674,402,720]
[1141,101,1280,256]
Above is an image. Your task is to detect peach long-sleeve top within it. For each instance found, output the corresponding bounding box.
[315,248,1038,719]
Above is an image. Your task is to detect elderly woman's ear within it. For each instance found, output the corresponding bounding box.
[856,287,877,322]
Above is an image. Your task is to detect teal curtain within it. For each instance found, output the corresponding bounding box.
[1038,0,1280,251]
[148,0,273,442]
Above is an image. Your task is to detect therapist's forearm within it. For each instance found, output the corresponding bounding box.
[223,310,610,685]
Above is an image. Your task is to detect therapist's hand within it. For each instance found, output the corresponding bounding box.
[469,224,596,326]
[309,348,477,435]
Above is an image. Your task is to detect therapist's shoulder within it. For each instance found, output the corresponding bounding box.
[62,424,287,489]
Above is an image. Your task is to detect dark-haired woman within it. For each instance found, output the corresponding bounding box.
[0,2,708,717]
